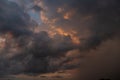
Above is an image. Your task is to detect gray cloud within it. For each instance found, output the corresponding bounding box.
[40,0,120,50]
[0,0,78,75]
[0,0,120,78]
[77,37,120,80]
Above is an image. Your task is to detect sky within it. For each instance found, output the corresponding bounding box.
[0,0,120,80]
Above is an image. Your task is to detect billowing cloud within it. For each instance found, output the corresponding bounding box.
[0,0,120,79]
[0,0,79,75]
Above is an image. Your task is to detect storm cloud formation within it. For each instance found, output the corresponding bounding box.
[0,0,33,37]
[0,0,77,75]
[0,0,120,79]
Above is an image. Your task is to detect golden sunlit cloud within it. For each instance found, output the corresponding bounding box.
[39,3,80,45]
[49,27,80,44]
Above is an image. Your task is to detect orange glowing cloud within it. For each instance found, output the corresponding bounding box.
[63,9,76,20]
[49,27,80,44]
[0,32,14,49]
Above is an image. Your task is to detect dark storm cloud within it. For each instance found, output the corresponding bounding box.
[0,0,120,78]
[0,0,33,37]
[16,31,76,74]
[0,0,77,75]
[78,0,120,50]
[78,0,120,49]
[0,31,76,75]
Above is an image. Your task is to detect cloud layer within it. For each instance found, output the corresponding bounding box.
[0,0,120,79]
[0,0,79,75]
